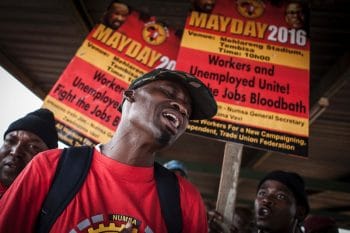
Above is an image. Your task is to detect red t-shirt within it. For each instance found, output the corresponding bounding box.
[0,148,208,232]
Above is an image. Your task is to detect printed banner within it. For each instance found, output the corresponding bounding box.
[177,0,310,156]
[43,6,180,146]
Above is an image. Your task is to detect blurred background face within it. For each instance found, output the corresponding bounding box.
[0,130,48,187]
[104,2,129,30]
[194,0,216,13]
[285,2,305,29]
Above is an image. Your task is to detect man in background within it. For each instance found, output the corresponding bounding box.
[191,0,216,13]
[285,0,308,30]
[102,0,130,30]
[0,108,58,198]
[255,170,309,233]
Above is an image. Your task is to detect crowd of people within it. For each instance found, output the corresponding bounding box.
[0,68,341,232]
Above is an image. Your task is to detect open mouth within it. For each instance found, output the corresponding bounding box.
[163,112,180,129]
[4,161,18,170]
[204,4,214,11]
[110,20,122,29]
[258,207,271,217]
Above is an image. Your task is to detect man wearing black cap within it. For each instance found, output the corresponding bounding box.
[0,68,217,233]
[254,170,310,233]
[0,108,58,198]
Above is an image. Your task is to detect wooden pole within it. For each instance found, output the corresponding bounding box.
[216,141,243,224]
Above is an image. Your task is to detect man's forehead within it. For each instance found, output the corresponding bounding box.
[260,180,293,194]
[111,3,129,12]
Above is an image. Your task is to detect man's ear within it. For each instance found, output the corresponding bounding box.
[123,90,135,102]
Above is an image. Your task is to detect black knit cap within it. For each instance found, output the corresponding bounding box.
[257,170,310,215]
[4,108,58,149]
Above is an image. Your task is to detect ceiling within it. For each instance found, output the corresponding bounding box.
[1,0,350,229]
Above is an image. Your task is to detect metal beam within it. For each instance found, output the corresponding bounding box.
[0,49,46,99]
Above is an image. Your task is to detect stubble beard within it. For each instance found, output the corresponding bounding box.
[156,131,172,147]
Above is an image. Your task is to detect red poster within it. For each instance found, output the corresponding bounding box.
[177,0,310,156]
[43,9,180,146]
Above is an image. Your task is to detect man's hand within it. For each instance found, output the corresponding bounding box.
[208,210,237,233]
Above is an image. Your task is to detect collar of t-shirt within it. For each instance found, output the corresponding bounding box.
[93,144,154,183]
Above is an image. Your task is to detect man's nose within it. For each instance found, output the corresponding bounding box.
[261,194,274,206]
[170,102,189,118]
[116,15,125,21]
[10,143,24,157]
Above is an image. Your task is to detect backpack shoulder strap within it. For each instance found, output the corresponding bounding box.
[36,146,93,233]
[154,162,183,233]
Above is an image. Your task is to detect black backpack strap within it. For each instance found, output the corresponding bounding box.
[154,162,183,233]
[36,146,93,233]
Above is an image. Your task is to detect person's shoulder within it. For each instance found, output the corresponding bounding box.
[177,175,202,197]
[177,174,208,230]
[36,148,63,158]
[31,148,64,167]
